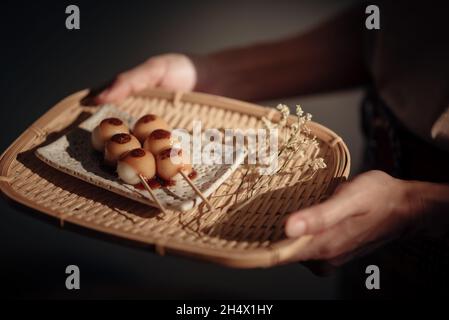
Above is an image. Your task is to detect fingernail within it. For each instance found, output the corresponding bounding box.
[287,219,306,237]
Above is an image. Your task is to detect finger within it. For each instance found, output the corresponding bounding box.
[291,212,389,263]
[96,76,132,103]
[285,184,363,238]
[290,216,361,262]
[97,66,165,104]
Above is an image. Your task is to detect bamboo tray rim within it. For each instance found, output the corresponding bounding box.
[0,89,350,268]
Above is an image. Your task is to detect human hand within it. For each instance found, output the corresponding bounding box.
[285,171,420,267]
[95,53,198,104]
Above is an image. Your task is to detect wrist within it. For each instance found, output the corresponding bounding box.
[189,53,226,95]
[192,43,282,100]
[403,180,449,236]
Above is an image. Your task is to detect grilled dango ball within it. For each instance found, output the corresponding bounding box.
[117,148,156,185]
[143,129,178,155]
[156,148,192,181]
[104,133,140,166]
[133,114,170,143]
[91,118,129,152]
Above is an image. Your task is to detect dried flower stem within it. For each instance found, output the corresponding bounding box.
[227,103,326,213]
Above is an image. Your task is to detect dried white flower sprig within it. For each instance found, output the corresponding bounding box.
[221,103,327,213]
[260,104,326,176]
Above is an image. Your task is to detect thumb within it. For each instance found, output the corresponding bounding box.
[285,183,363,237]
[95,65,164,104]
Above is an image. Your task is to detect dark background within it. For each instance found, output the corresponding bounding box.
[0,0,367,299]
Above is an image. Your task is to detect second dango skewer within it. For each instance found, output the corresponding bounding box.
[117,148,167,214]
[139,118,214,210]
[155,147,214,211]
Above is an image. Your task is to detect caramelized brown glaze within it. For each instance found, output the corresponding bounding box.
[111,133,132,144]
[130,148,146,157]
[133,175,176,190]
[188,169,197,180]
[140,114,157,123]
[158,148,182,160]
[104,118,123,126]
[150,129,171,140]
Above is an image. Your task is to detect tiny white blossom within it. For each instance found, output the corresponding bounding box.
[296,105,304,117]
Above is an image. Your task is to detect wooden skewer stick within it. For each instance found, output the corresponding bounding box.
[138,174,167,214]
[180,171,214,210]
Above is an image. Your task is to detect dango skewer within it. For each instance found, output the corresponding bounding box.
[117,148,167,213]
[157,147,213,210]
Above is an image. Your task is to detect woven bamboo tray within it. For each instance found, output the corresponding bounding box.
[0,89,350,268]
